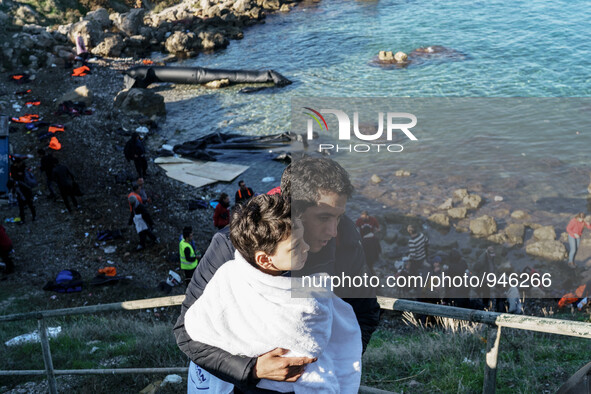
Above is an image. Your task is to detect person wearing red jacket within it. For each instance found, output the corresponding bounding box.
[0,225,14,274]
[566,213,591,268]
[213,193,230,230]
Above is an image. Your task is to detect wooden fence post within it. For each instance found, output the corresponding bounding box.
[38,318,58,394]
[483,324,502,394]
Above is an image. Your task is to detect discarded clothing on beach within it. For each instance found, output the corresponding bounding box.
[56,100,92,117]
[11,114,39,123]
[97,229,123,241]
[38,131,54,141]
[9,73,30,84]
[15,89,32,96]
[26,121,49,131]
[188,199,209,211]
[89,273,128,286]
[43,269,83,293]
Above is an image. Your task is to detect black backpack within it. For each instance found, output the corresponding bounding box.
[43,269,83,293]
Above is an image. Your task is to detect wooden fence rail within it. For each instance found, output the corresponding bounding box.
[2,295,591,394]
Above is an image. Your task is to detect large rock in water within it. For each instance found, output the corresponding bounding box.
[469,215,497,237]
[198,30,229,51]
[429,213,449,227]
[114,88,165,117]
[504,223,525,245]
[526,240,567,261]
[463,194,482,209]
[165,31,200,54]
[448,207,467,219]
[533,225,556,241]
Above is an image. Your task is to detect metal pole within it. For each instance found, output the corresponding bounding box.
[38,318,58,394]
[483,325,502,394]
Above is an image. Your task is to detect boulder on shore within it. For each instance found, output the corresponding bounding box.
[114,88,165,117]
[463,193,482,209]
[469,215,497,237]
[448,207,467,219]
[429,213,450,227]
[525,240,567,261]
[533,225,556,241]
[58,85,93,106]
[504,223,525,245]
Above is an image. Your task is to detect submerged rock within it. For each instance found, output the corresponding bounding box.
[463,194,482,209]
[438,198,453,210]
[533,225,556,241]
[526,240,567,261]
[453,188,469,200]
[448,207,467,219]
[429,213,449,227]
[469,215,497,237]
[504,223,525,245]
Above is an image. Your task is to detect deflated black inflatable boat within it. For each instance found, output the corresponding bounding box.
[124,66,292,89]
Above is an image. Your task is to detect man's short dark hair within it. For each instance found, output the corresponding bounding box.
[280,157,354,214]
[230,194,291,265]
[238,180,245,187]
[183,226,193,239]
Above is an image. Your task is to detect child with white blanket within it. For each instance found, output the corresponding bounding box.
[185,194,362,393]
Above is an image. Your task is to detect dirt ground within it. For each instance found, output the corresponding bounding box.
[0,59,221,301]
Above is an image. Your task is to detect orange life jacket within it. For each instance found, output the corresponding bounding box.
[11,114,39,123]
[48,125,65,133]
[25,101,41,107]
[237,188,252,199]
[49,136,62,150]
[142,59,154,65]
[558,284,588,308]
[11,75,24,80]
[98,267,117,276]
[127,192,143,211]
[72,65,90,77]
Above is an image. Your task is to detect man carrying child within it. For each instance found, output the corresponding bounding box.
[185,195,362,392]
[174,157,380,393]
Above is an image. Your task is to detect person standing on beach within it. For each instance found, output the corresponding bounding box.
[213,193,230,230]
[407,224,429,275]
[38,149,57,199]
[174,157,380,393]
[566,213,591,268]
[0,225,15,275]
[234,180,254,206]
[356,210,380,234]
[124,133,148,178]
[75,32,89,63]
[8,158,36,223]
[52,160,79,213]
[180,226,199,285]
[128,195,157,251]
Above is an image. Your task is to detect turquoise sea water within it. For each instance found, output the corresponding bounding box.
[162,0,591,221]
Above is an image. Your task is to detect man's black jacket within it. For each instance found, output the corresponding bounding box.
[173,215,380,391]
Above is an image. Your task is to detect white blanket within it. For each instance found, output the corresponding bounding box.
[185,250,362,393]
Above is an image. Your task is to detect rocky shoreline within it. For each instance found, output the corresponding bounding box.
[1,0,303,72]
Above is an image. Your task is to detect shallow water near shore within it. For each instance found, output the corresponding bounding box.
[159,0,591,282]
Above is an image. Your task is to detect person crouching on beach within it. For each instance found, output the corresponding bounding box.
[566,213,591,268]
[184,194,362,393]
